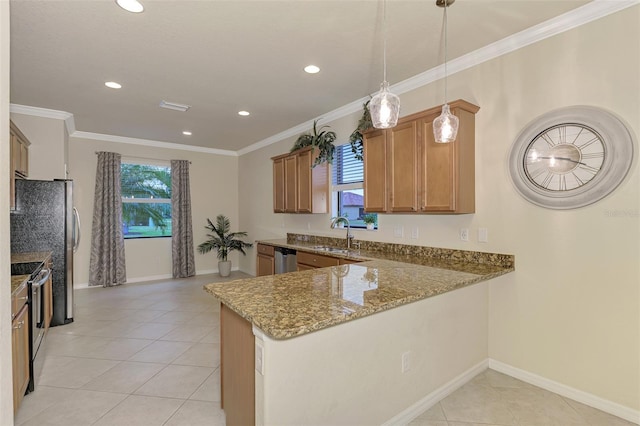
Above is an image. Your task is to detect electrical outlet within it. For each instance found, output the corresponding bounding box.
[460,228,469,242]
[411,227,419,239]
[401,351,411,373]
[307,222,311,230]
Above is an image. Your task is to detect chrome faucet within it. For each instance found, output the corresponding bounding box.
[330,215,354,250]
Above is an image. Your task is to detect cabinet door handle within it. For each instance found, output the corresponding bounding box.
[17,296,28,301]
[13,321,24,329]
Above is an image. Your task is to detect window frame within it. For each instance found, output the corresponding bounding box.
[331,143,377,230]
[120,159,172,239]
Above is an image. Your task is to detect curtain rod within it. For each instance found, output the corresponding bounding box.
[94,152,191,164]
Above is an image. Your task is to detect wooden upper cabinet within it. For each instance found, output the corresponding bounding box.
[273,157,285,213]
[388,121,419,212]
[10,121,30,178]
[284,155,298,213]
[362,99,479,214]
[9,121,31,210]
[363,129,388,213]
[272,146,328,214]
[419,101,478,213]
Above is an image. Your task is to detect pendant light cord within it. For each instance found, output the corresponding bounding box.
[382,0,388,83]
[443,1,448,103]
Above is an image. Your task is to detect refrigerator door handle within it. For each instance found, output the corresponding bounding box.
[73,207,81,253]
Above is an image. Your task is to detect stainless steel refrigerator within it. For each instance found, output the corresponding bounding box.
[10,179,80,326]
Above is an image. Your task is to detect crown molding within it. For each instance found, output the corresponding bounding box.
[393,0,639,95]
[236,96,369,156]
[72,131,238,156]
[10,103,76,134]
[241,0,639,155]
[10,0,638,157]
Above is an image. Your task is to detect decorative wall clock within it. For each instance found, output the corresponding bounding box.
[508,106,634,209]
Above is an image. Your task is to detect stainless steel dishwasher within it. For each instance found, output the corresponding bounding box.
[274,247,297,274]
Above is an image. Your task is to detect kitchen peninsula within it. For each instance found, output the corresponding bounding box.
[205,238,514,425]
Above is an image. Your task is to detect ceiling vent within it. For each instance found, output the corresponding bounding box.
[159,100,191,112]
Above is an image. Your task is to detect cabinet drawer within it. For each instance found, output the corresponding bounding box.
[257,244,275,257]
[297,251,340,268]
[12,281,29,320]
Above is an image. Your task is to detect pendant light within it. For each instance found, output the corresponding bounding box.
[433,0,458,143]
[370,0,400,129]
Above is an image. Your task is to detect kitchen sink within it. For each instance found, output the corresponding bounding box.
[310,246,350,255]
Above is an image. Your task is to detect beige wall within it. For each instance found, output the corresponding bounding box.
[69,137,240,284]
[1,2,14,424]
[257,281,489,424]
[9,113,67,180]
[240,8,639,412]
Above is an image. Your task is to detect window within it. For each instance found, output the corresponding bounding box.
[121,161,172,239]
[332,144,377,229]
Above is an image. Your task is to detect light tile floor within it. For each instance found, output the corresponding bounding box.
[15,273,636,426]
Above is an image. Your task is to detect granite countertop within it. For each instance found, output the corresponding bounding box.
[205,239,514,340]
[257,238,512,275]
[11,251,52,265]
[11,274,30,294]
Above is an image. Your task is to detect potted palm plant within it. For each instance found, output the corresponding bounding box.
[197,214,253,277]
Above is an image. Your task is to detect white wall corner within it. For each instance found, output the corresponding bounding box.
[488,359,640,424]
[382,359,490,426]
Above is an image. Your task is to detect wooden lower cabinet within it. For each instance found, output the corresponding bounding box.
[256,244,275,276]
[339,258,361,265]
[43,273,53,331]
[220,304,255,426]
[12,282,30,414]
[297,251,340,270]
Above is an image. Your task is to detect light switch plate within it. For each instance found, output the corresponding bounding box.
[478,228,488,243]
[394,226,404,238]
[411,227,419,239]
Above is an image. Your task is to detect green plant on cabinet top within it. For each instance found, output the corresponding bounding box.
[290,120,336,167]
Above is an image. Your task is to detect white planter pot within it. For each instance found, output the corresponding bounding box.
[218,261,232,277]
[366,223,375,230]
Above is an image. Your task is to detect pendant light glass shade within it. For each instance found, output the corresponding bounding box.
[433,0,458,143]
[433,103,458,143]
[371,0,400,129]
[370,81,401,129]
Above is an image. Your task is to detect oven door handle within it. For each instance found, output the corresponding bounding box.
[31,268,51,287]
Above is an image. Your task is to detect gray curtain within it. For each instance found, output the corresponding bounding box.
[89,152,126,287]
[171,160,196,278]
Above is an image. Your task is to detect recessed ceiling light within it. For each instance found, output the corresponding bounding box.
[238,111,250,116]
[105,81,122,89]
[116,0,144,13]
[304,65,320,74]
[182,131,192,136]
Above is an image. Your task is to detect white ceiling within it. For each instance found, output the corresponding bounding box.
[9,0,595,152]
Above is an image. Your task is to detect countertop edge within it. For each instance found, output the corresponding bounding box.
[204,262,514,340]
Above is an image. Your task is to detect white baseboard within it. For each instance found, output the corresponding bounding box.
[73,267,240,289]
[489,359,640,425]
[384,358,639,426]
[382,359,489,425]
